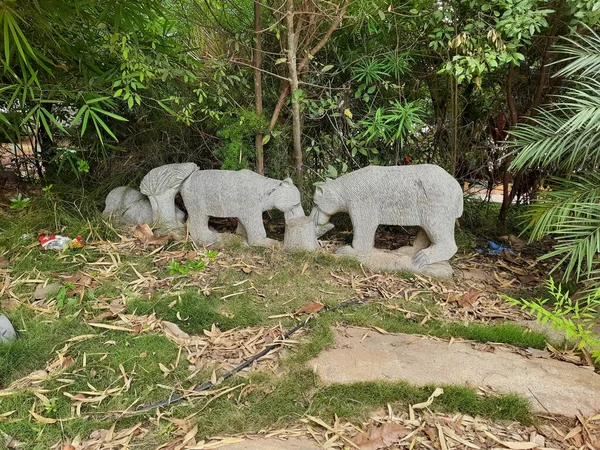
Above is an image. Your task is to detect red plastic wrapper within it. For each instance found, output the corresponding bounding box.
[39,235,84,250]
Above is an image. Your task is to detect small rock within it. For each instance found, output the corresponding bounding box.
[33,283,62,301]
[0,315,17,343]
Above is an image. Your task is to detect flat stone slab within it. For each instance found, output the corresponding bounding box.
[309,327,600,417]
[219,438,318,449]
[336,246,453,278]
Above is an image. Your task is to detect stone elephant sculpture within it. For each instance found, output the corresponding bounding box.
[102,186,185,227]
[181,169,304,247]
[312,164,463,267]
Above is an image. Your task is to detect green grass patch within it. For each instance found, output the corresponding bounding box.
[328,303,548,349]
[0,311,91,386]
[0,198,543,447]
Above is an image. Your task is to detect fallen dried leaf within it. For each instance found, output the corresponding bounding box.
[163,321,190,340]
[295,301,324,315]
[352,423,410,450]
[458,290,480,308]
[134,223,172,245]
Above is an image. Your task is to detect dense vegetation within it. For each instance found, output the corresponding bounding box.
[1,0,600,285]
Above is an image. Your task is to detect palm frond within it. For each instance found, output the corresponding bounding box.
[525,174,600,281]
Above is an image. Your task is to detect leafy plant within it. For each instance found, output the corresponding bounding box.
[43,398,58,416]
[168,258,206,276]
[506,279,600,362]
[510,28,600,288]
[9,193,31,210]
[56,283,78,309]
[205,250,219,261]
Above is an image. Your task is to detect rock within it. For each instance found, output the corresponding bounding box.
[0,315,17,343]
[312,165,463,272]
[33,282,62,301]
[309,327,600,417]
[140,163,198,234]
[181,170,304,247]
[335,245,453,278]
[218,438,319,449]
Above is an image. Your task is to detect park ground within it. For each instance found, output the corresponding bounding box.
[0,191,599,449]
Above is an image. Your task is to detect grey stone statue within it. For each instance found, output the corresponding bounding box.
[140,163,198,234]
[283,214,318,251]
[181,169,304,247]
[103,186,154,225]
[102,186,185,227]
[312,164,463,272]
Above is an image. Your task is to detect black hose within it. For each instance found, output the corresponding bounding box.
[135,297,372,412]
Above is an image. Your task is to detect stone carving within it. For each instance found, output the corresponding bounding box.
[0,315,17,343]
[103,186,154,226]
[283,215,318,252]
[140,163,198,233]
[312,164,463,276]
[102,186,185,227]
[181,169,304,247]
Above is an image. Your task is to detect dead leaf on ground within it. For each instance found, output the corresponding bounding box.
[134,223,172,245]
[0,256,8,269]
[457,290,480,308]
[163,321,190,340]
[295,301,324,315]
[62,272,94,287]
[500,234,526,251]
[472,343,495,353]
[461,268,488,282]
[525,347,551,359]
[517,275,537,285]
[33,283,62,301]
[352,423,410,450]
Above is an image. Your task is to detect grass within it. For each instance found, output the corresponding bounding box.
[0,197,549,447]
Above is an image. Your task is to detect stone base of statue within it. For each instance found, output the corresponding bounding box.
[335,245,453,278]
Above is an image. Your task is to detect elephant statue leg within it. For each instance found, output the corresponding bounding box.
[412,218,457,268]
[240,213,279,248]
[412,228,431,250]
[350,211,378,254]
[188,211,218,245]
[235,220,247,239]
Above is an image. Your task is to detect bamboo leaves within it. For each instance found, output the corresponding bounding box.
[71,96,127,144]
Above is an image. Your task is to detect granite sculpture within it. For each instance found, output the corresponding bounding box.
[312,164,463,276]
[103,186,185,227]
[140,163,198,234]
[181,169,304,247]
[103,186,154,225]
[283,215,318,251]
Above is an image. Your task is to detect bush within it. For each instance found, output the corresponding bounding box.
[506,279,600,362]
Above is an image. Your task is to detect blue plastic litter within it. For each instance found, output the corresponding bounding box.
[474,240,515,255]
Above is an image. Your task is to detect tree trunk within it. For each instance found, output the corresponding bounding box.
[286,0,302,182]
[267,0,348,134]
[253,0,264,174]
[499,64,519,225]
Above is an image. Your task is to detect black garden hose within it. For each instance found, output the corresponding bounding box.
[135,296,373,412]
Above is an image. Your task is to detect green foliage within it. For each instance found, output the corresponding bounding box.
[434,0,553,85]
[168,258,206,275]
[0,0,239,175]
[216,110,269,170]
[510,29,600,286]
[506,279,600,361]
[9,193,31,210]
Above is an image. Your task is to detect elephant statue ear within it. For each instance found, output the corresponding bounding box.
[282,177,294,186]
